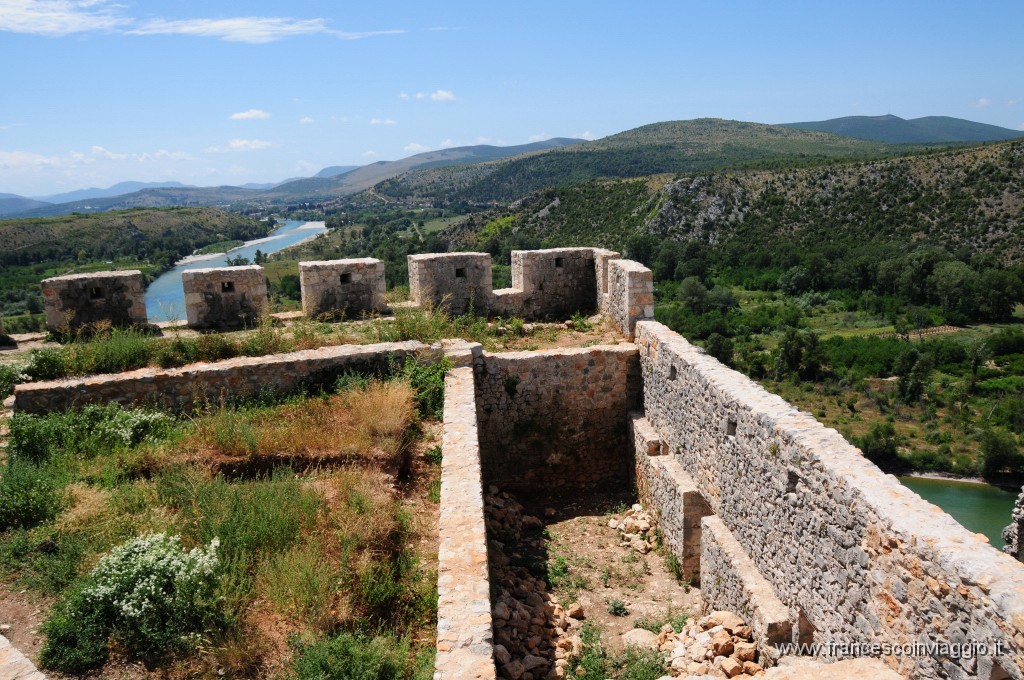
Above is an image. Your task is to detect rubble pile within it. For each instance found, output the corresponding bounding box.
[607,503,657,554]
[485,487,584,680]
[632,610,765,679]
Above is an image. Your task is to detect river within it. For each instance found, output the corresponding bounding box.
[144,220,326,322]
[898,476,1018,548]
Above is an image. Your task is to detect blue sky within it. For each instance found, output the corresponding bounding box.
[1,0,1022,196]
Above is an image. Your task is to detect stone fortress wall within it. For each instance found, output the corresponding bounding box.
[38,247,652,335]
[17,251,1024,679]
[182,265,268,330]
[299,257,386,318]
[41,270,147,332]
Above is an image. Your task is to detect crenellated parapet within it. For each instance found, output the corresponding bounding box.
[41,270,148,332]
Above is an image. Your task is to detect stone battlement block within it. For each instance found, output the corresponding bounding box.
[299,258,386,319]
[408,252,492,316]
[41,270,147,332]
[182,265,267,330]
[511,248,598,319]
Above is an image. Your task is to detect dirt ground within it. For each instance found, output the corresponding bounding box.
[524,491,703,652]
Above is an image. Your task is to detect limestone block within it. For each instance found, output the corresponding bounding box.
[608,259,653,339]
[40,270,147,332]
[299,258,386,318]
[408,252,492,316]
[510,248,598,319]
[700,515,792,648]
[182,265,267,330]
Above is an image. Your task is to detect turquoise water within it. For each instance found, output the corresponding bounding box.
[898,476,1018,547]
[144,220,326,321]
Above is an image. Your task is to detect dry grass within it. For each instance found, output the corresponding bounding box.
[185,382,417,473]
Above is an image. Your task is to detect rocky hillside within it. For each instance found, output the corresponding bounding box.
[447,138,1024,263]
[0,207,270,269]
[377,118,942,205]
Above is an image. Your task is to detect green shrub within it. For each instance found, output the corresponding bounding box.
[194,333,239,362]
[0,458,65,529]
[8,405,174,465]
[258,542,337,630]
[0,363,23,398]
[158,468,324,601]
[24,347,68,380]
[288,632,410,680]
[395,356,452,420]
[40,533,222,673]
[606,598,629,616]
[423,445,442,465]
[66,327,153,375]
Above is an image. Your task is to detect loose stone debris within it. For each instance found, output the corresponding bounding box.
[486,487,767,679]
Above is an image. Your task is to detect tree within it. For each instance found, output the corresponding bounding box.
[677,277,708,312]
[981,428,1022,478]
[857,422,901,470]
[705,333,734,366]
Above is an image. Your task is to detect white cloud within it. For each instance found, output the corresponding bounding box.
[0,122,24,131]
[404,143,430,153]
[409,89,454,102]
[575,131,596,141]
[90,145,128,160]
[299,116,315,124]
[974,97,992,108]
[440,139,456,148]
[0,0,128,36]
[128,17,402,44]
[528,134,546,142]
[0,4,406,44]
[476,136,492,144]
[1010,98,1021,106]
[206,138,273,153]
[362,150,378,158]
[1018,123,1024,131]
[370,118,396,125]
[0,145,192,173]
[230,108,270,120]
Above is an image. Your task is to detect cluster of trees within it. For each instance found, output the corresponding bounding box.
[637,235,1024,327]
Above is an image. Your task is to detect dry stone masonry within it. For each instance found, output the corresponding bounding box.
[409,252,494,316]
[41,270,147,332]
[474,345,641,497]
[18,251,1024,679]
[299,258,386,318]
[182,265,268,330]
[633,319,1024,679]
[12,341,428,414]
[1004,487,1024,561]
[39,248,654,337]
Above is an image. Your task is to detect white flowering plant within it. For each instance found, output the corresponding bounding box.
[41,533,223,672]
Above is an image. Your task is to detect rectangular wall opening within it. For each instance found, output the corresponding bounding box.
[555,257,565,268]
[221,281,235,293]
[89,286,105,300]
[340,272,352,284]
[455,267,466,279]
[726,417,737,437]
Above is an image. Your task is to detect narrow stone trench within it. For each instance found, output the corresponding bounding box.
[485,487,704,680]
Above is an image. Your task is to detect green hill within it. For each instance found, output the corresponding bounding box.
[446,138,1024,263]
[377,118,944,204]
[0,207,270,269]
[781,115,1024,144]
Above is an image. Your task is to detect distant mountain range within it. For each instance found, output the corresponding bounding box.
[34,181,194,204]
[781,115,1024,144]
[3,115,1022,219]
